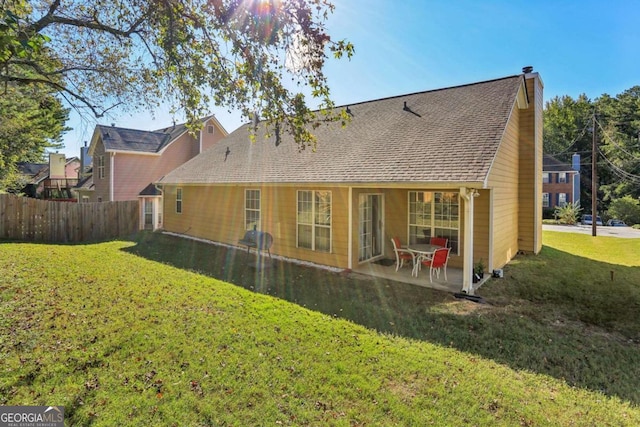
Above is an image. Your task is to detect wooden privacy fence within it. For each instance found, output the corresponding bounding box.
[0,194,139,243]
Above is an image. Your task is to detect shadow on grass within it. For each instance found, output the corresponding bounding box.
[122,232,640,405]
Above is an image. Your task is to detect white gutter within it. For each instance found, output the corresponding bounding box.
[348,186,353,270]
[109,153,115,201]
[460,187,479,294]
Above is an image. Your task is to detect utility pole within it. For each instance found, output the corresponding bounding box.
[592,111,597,237]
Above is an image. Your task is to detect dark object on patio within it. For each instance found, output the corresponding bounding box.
[373,258,396,267]
[238,229,273,259]
[454,293,486,304]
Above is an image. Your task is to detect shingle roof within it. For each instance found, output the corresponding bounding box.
[139,183,162,196]
[97,114,219,154]
[75,173,94,191]
[97,125,171,153]
[158,75,524,185]
[543,154,575,172]
[17,162,47,176]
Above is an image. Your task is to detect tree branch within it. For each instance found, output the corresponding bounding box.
[32,4,147,39]
[1,74,111,118]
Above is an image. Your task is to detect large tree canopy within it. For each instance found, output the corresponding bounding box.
[1,0,354,148]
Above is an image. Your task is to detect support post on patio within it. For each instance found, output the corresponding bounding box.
[461,187,479,294]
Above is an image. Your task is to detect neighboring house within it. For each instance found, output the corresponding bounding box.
[82,115,227,230]
[542,154,580,211]
[18,154,80,200]
[16,162,47,198]
[157,70,544,293]
[74,168,94,203]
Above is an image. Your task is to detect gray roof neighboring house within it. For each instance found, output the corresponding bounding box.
[158,75,527,186]
[17,162,48,177]
[543,154,577,172]
[75,172,94,191]
[96,126,170,153]
[94,114,221,154]
[19,157,80,184]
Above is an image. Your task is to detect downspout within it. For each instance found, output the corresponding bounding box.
[460,187,479,294]
[109,152,115,201]
[347,187,353,270]
[155,183,164,230]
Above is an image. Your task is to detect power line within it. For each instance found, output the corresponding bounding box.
[595,117,640,162]
[546,120,591,158]
[597,146,640,184]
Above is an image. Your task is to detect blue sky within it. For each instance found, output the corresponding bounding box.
[60,0,640,157]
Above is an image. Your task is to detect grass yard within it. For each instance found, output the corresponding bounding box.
[0,231,639,426]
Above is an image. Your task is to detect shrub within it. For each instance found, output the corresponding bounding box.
[607,196,640,226]
[554,202,582,225]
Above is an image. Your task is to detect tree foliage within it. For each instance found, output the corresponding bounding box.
[0,0,354,148]
[543,94,592,156]
[543,87,640,213]
[0,79,70,190]
[607,196,640,226]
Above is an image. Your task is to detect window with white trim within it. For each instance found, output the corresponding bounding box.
[97,155,105,179]
[245,189,261,230]
[558,172,567,183]
[297,190,331,252]
[408,191,459,253]
[558,193,567,206]
[542,172,549,184]
[542,193,550,208]
[176,188,183,214]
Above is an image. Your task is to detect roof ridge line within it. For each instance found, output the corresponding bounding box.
[334,74,523,110]
[97,124,169,135]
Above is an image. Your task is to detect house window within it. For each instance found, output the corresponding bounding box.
[558,193,567,206]
[81,196,90,203]
[542,193,550,208]
[408,191,459,254]
[558,172,567,183]
[297,190,331,252]
[245,189,261,230]
[542,172,550,184]
[207,125,215,134]
[176,188,183,214]
[97,155,105,179]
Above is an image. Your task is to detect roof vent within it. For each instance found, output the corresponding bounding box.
[402,101,422,117]
[111,123,115,127]
[522,66,534,74]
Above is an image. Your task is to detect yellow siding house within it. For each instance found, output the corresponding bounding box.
[157,69,544,294]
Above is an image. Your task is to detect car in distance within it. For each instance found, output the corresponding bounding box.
[581,214,603,226]
[606,219,627,227]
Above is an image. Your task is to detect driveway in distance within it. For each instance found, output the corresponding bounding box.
[543,223,640,238]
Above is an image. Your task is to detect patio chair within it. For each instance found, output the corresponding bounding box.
[391,237,414,272]
[417,247,451,283]
[430,237,448,248]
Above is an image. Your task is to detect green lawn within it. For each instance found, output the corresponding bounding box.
[0,231,639,426]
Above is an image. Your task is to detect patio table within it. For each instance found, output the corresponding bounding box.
[408,244,440,277]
